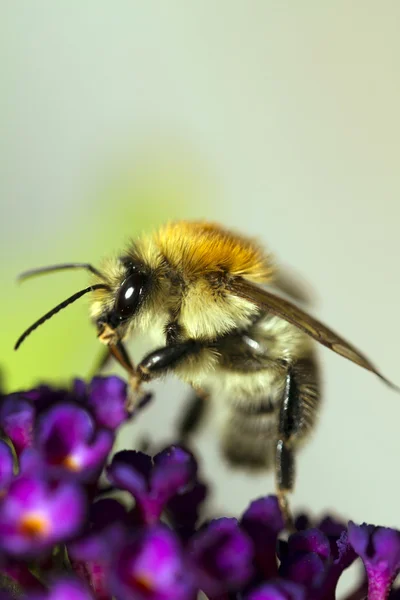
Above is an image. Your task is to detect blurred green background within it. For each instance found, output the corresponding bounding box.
[2,2,400,536]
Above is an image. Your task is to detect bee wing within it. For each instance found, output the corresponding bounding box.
[272,264,317,307]
[232,277,399,391]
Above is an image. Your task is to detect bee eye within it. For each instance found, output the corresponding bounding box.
[114,271,146,319]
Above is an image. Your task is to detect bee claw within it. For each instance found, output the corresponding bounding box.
[277,490,295,533]
[125,374,143,413]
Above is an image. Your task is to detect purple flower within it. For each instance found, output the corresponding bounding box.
[26,577,95,600]
[34,403,114,481]
[23,385,72,414]
[0,440,14,492]
[279,529,329,590]
[0,475,86,557]
[166,481,208,541]
[348,521,400,600]
[189,517,253,597]
[279,529,329,593]
[87,377,129,431]
[245,579,306,600]
[279,527,358,598]
[107,446,196,524]
[241,496,285,578]
[68,499,129,600]
[110,525,194,600]
[0,394,35,455]
[69,499,128,562]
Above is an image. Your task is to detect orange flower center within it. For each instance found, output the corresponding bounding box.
[62,454,81,471]
[134,572,155,592]
[20,513,50,538]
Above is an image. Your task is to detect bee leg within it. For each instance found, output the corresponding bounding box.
[275,439,295,531]
[135,341,200,383]
[176,388,209,445]
[275,356,320,531]
[127,341,201,411]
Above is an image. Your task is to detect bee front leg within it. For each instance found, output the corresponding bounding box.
[127,340,201,411]
[275,356,320,531]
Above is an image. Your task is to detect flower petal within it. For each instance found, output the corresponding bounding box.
[0,476,86,557]
[88,377,129,431]
[107,450,151,497]
[36,404,113,480]
[110,526,193,600]
[189,517,253,597]
[151,446,196,502]
[0,395,35,455]
[166,481,208,541]
[241,496,284,578]
[245,579,306,600]
[348,522,400,600]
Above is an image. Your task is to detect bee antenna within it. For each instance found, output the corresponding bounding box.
[17,263,104,282]
[14,283,110,350]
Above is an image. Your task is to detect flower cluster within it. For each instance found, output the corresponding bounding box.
[0,377,399,599]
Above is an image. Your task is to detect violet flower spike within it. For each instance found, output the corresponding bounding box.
[348,521,400,600]
[87,376,129,431]
[107,446,196,524]
[35,403,114,481]
[189,517,253,598]
[241,496,285,579]
[0,475,86,557]
[68,499,130,600]
[0,394,35,455]
[110,525,195,600]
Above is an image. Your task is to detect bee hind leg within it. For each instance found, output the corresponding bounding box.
[176,388,209,446]
[275,355,320,531]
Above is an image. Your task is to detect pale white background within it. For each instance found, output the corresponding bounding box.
[2,1,400,541]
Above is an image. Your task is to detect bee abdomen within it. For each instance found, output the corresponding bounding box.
[220,401,278,470]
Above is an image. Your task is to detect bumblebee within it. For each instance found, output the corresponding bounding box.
[15,221,398,524]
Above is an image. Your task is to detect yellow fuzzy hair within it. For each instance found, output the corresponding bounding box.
[152,221,275,283]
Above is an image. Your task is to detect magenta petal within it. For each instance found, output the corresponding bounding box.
[37,404,93,458]
[348,522,400,600]
[286,529,331,562]
[110,526,193,600]
[46,482,87,539]
[88,377,128,431]
[189,517,253,597]
[69,429,114,474]
[0,476,86,556]
[107,451,151,496]
[241,496,284,578]
[36,404,113,480]
[151,446,196,502]
[166,481,208,541]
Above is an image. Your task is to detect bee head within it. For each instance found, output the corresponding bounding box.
[13,258,153,351]
[94,258,151,345]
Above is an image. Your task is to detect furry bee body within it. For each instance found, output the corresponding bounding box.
[16,220,397,524]
[90,221,320,473]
